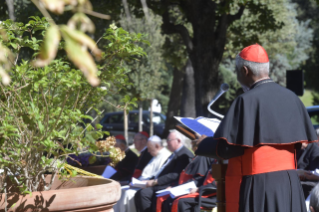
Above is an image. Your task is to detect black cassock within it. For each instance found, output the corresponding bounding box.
[196,79,318,212]
[110,148,138,181]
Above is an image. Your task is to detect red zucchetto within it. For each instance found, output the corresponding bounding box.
[239,44,269,63]
[139,131,149,138]
[115,135,125,141]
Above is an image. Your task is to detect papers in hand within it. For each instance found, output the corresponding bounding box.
[129,177,147,189]
[310,169,319,177]
[297,168,319,177]
[102,165,117,179]
[156,181,197,199]
[174,116,220,137]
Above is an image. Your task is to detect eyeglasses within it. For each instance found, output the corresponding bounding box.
[167,138,178,142]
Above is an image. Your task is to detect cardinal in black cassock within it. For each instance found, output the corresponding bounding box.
[196,44,318,212]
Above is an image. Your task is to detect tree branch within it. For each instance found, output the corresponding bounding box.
[228,5,245,25]
[161,0,193,53]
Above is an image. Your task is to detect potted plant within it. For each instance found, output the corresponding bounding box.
[0,15,145,211]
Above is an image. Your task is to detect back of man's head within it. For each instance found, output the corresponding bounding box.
[310,183,319,212]
[236,44,269,77]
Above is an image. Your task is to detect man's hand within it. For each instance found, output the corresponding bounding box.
[145,179,158,187]
[189,188,199,194]
[194,135,207,147]
[304,172,319,181]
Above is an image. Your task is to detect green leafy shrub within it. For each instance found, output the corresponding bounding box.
[0,18,146,193]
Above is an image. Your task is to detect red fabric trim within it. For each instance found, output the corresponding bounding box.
[178,170,193,185]
[203,170,214,186]
[213,137,318,147]
[156,194,170,212]
[171,192,216,212]
[132,169,142,178]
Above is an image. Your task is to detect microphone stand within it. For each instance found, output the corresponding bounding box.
[208,83,229,212]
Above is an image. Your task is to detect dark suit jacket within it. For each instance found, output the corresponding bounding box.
[136,147,153,171]
[297,142,319,170]
[110,148,138,181]
[156,145,194,187]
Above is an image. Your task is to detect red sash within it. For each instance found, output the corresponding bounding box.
[225,145,295,212]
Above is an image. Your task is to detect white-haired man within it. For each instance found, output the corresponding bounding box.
[113,135,171,212]
[135,130,194,212]
[196,44,317,212]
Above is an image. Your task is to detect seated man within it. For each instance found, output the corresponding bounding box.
[113,135,171,212]
[110,135,138,181]
[134,130,194,212]
[132,131,153,178]
[162,168,217,212]
[158,140,216,212]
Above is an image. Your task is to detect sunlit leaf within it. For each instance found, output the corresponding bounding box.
[68,13,95,33]
[0,67,11,85]
[40,0,65,14]
[60,25,101,59]
[63,35,100,86]
[33,25,60,67]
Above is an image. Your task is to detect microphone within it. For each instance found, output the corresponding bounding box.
[207,83,229,119]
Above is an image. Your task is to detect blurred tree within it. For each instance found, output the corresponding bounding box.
[215,0,313,114]
[123,0,285,116]
[292,0,319,96]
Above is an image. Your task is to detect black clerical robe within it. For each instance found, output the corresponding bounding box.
[196,79,318,212]
[110,148,138,181]
[132,147,153,178]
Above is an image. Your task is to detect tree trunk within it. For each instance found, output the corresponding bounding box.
[163,67,184,138]
[124,107,128,144]
[159,0,245,116]
[5,0,15,21]
[138,101,143,132]
[181,59,196,117]
[149,99,153,136]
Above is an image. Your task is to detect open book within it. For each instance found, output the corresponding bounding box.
[129,177,147,189]
[174,116,221,137]
[156,181,197,199]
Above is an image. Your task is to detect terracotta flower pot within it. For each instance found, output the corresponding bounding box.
[80,165,108,176]
[0,175,120,212]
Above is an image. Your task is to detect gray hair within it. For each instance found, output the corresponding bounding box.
[310,183,319,212]
[169,129,185,144]
[148,135,163,146]
[316,128,319,137]
[235,54,269,77]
